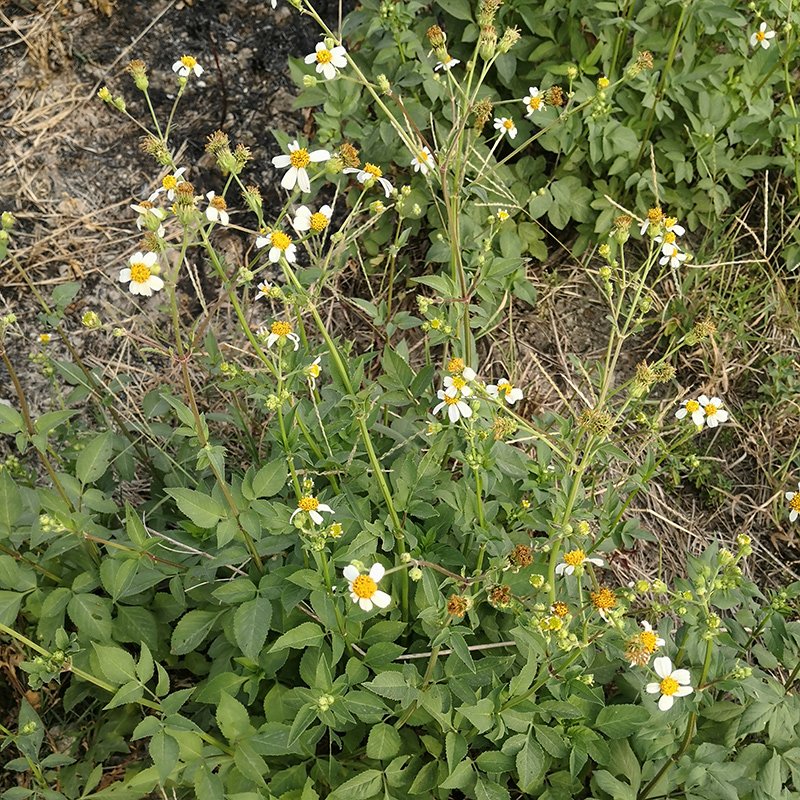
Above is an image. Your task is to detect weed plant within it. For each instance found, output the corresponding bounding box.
[1,1,799,800]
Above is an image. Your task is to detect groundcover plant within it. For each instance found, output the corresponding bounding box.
[1,0,799,799]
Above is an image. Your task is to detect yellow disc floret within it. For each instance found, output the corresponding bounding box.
[448,358,465,373]
[756,30,766,42]
[451,376,466,390]
[316,48,333,64]
[129,261,151,283]
[685,400,700,413]
[444,395,460,406]
[503,119,514,130]
[660,676,679,696]
[180,55,197,69]
[352,574,377,599]
[272,321,292,337]
[647,207,664,224]
[705,402,719,416]
[563,549,585,568]
[591,587,617,613]
[640,631,659,652]
[310,212,329,231]
[162,175,178,190]
[298,496,320,512]
[364,163,383,178]
[290,148,311,169]
[271,231,291,250]
[790,494,800,512]
[528,96,543,111]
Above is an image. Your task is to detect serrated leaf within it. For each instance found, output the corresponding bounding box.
[449,630,475,673]
[328,770,384,800]
[137,642,154,684]
[366,723,401,760]
[475,776,510,800]
[92,643,138,685]
[217,692,251,742]
[594,704,650,739]
[270,621,323,651]
[103,680,143,709]
[150,730,179,786]
[170,610,224,655]
[234,597,272,661]
[165,487,225,528]
[194,762,224,800]
[516,733,544,793]
[0,469,23,531]
[233,741,267,786]
[0,591,23,627]
[76,431,113,484]
[287,703,318,746]
[252,461,287,498]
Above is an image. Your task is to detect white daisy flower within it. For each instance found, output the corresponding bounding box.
[640,621,666,650]
[272,140,331,194]
[487,378,523,405]
[750,22,776,49]
[304,41,348,80]
[259,321,300,351]
[149,167,187,202]
[645,656,693,711]
[696,394,729,428]
[290,494,333,525]
[435,55,460,71]
[119,251,163,297]
[659,241,687,270]
[675,398,705,426]
[411,147,434,175]
[662,216,685,237]
[172,55,203,78]
[205,191,229,226]
[786,482,800,521]
[493,117,518,139]
[256,229,297,263]
[443,373,473,397]
[432,388,472,423]
[343,563,391,612]
[130,202,166,236]
[342,164,394,198]
[554,548,604,576]
[292,204,333,234]
[523,87,545,116]
[306,356,322,388]
[254,282,272,300]
[496,209,510,221]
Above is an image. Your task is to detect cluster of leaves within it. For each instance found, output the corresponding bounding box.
[299,0,798,261]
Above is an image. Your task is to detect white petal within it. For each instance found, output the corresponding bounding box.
[432,401,445,415]
[273,154,292,168]
[369,563,385,582]
[358,596,373,611]
[653,656,672,679]
[448,404,459,423]
[587,558,604,567]
[671,669,691,685]
[119,269,131,283]
[691,410,705,426]
[372,590,391,609]
[289,507,301,521]
[674,685,693,697]
[281,167,298,190]
[343,565,360,581]
[697,394,710,406]
[715,410,729,423]
[675,408,687,419]
[317,503,333,514]
[555,563,566,576]
[457,401,472,418]
[791,510,798,522]
[658,694,674,711]
[645,682,661,694]
[304,53,317,65]
[148,276,164,292]
[309,150,331,162]
[463,368,476,381]
[309,510,323,524]
[297,168,311,194]
[706,417,719,428]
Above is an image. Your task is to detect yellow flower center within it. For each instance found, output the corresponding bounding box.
[430,319,441,329]
[329,523,343,538]
[418,150,429,162]
[129,262,151,284]
[660,676,679,696]
[497,210,509,220]
[290,149,311,169]
[529,96,543,111]
[551,601,568,617]
[271,321,292,337]
[309,364,321,377]
[271,231,291,250]
[790,494,800,511]
[563,549,585,567]
[503,119,514,130]
[316,48,333,64]
[444,55,452,64]
[180,55,197,68]
[40,334,51,344]
[756,31,766,42]
[500,381,514,395]
[663,231,676,244]
[664,216,677,229]
[647,207,663,223]
[139,200,154,210]
[705,403,719,416]
[591,587,616,611]
[210,196,227,211]
[598,77,609,88]
[685,400,700,413]
[448,358,464,373]
[310,212,328,231]
[451,376,466,390]
[162,175,178,190]
[352,574,377,599]
[364,163,382,178]
[641,631,658,652]
[298,496,320,512]
[444,395,460,405]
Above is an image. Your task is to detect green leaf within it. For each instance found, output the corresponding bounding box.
[149,730,179,787]
[92,643,138,685]
[137,642,154,684]
[125,503,147,547]
[446,731,467,774]
[234,597,272,661]
[449,630,475,673]
[217,692,251,742]
[67,594,112,642]
[366,723,401,760]
[194,762,224,800]
[594,704,650,739]
[475,776,510,800]
[0,404,25,435]
[270,621,323,652]
[52,282,81,308]
[103,680,143,709]
[233,741,268,787]
[516,732,544,792]
[76,431,113,484]
[287,703,318,747]
[364,671,416,704]
[252,461,288,498]
[0,469,23,531]
[328,770,384,800]
[165,487,225,528]
[0,591,23,627]
[592,771,636,800]
[170,610,224,655]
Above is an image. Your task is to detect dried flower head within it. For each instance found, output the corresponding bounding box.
[473,97,494,129]
[339,142,360,168]
[489,584,512,607]
[140,134,171,166]
[551,601,569,617]
[447,594,469,617]
[205,130,230,154]
[580,407,614,437]
[545,86,564,107]
[498,25,521,53]
[478,0,503,26]
[686,318,717,345]
[427,25,446,49]
[652,362,676,382]
[508,544,533,569]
